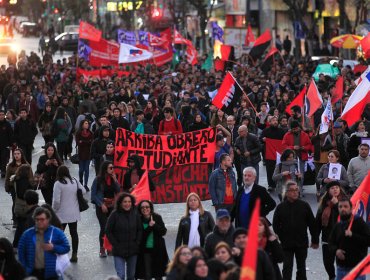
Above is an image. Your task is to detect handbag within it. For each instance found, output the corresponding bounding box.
[75,178,89,212]
[14,181,28,218]
[50,227,71,275]
[70,147,79,164]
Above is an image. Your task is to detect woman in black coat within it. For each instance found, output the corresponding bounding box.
[175,193,215,249]
[0,237,25,280]
[135,200,169,280]
[35,142,63,205]
[105,192,142,280]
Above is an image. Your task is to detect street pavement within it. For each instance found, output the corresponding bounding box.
[0,134,332,280]
[0,33,358,280]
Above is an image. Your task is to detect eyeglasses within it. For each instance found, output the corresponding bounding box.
[141,206,150,209]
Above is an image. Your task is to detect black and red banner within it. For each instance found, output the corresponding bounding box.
[249,29,272,62]
[260,46,279,73]
[212,72,243,115]
[114,128,216,203]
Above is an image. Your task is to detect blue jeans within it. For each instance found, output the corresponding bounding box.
[114,255,137,280]
[336,266,365,280]
[78,160,90,186]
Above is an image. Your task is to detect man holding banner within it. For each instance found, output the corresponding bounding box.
[329,197,370,280]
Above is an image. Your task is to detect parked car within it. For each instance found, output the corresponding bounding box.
[45,32,78,53]
[20,22,38,37]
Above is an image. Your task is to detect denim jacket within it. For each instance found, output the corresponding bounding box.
[208,168,237,206]
[91,177,120,207]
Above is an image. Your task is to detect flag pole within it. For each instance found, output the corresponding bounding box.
[348,201,360,231]
[228,71,258,114]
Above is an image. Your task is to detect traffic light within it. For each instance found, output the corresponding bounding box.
[54,8,59,14]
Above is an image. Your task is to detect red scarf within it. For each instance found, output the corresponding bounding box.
[105,175,112,186]
[259,236,267,249]
[81,129,90,138]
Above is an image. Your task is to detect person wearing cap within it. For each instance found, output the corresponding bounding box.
[231,166,276,229]
[204,209,235,258]
[282,120,313,191]
[208,153,237,212]
[288,105,312,132]
[130,110,154,134]
[315,181,346,280]
[158,107,183,135]
[273,181,319,280]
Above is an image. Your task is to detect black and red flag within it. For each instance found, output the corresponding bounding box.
[212,72,243,115]
[260,46,279,73]
[249,29,272,63]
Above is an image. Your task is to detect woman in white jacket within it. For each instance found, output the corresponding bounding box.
[52,165,86,263]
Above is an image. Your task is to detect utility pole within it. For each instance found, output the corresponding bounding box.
[245,0,251,26]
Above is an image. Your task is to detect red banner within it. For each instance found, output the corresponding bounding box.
[76,68,130,81]
[265,138,283,161]
[114,128,216,170]
[89,39,120,66]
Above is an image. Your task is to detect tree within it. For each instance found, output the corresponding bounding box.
[21,0,44,22]
[187,0,215,53]
[63,0,90,23]
[282,0,323,57]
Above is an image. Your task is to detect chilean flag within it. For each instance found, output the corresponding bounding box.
[355,66,370,86]
[341,72,370,126]
[305,79,323,117]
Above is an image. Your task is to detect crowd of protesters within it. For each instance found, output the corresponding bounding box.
[0,42,370,280]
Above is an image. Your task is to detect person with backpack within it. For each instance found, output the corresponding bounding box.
[158,107,182,135]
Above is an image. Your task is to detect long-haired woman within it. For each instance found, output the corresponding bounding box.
[12,164,34,249]
[53,106,72,161]
[91,161,120,257]
[175,193,215,249]
[52,165,86,263]
[4,148,29,227]
[38,103,54,146]
[35,142,63,205]
[166,245,192,280]
[75,119,94,191]
[316,181,347,280]
[105,193,142,280]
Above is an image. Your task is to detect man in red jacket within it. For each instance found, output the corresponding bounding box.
[158,107,183,135]
[281,120,313,191]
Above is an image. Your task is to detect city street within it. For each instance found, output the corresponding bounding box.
[0,133,330,280]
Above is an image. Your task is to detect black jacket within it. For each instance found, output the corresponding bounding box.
[36,155,61,189]
[329,217,370,268]
[14,118,37,146]
[123,156,155,192]
[204,225,235,258]
[175,210,215,249]
[316,201,340,242]
[231,184,276,228]
[265,239,284,280]
[0,119,13,148]
[273,199,319,249]
[234,133,261,165]
[0,259,26,280]
[105,208,143,258]
[135,213,169,279]
[111,116,130,131]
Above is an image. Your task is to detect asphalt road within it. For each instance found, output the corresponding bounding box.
[0,32,362,280]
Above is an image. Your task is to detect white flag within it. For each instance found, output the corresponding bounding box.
[119,43,153,64]
[319,97,333,134]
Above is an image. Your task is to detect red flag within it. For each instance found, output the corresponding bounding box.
[285,86,306,115]
[240,199,261,280]
[220,45,232,61]
[343,255,370,280]
[131,171,151,205]
[174,29,191,46]
[245,23,255,46]
[260,46,279,73]
[350,171,370,223]
[186,44,198,65]
[331,76,343,104]
[305,79,323,117]
[79,21,102,42]
[148,33,166,47]
[265,138,283,160]
[88,39,120,67]
[249,29,272,61]
[214,58,225,72]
